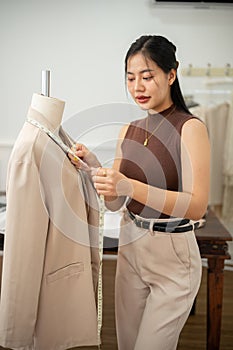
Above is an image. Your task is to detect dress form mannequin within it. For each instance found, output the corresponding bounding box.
[30,92,65,130]
[0,92,100,350]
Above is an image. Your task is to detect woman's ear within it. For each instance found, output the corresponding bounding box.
[168,69,177,86]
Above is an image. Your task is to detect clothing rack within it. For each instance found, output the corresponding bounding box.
[185,89,233,95]
[181,64,233,77]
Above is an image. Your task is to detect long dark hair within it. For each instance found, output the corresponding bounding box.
[125,35,191,114]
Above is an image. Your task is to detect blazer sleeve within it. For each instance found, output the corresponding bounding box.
[0,160,49,348]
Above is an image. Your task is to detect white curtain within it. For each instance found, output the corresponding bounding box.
[190,101,230,208]
[222,94,233,220]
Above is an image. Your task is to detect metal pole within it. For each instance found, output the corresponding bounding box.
[41,70,50,97]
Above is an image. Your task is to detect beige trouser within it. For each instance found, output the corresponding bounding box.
[115,211,202,350]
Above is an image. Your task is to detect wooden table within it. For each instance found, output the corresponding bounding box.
[195,209,232,350]
[104,209,232,350]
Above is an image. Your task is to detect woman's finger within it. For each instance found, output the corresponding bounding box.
[92,175,108,184]
[91,167,108,177]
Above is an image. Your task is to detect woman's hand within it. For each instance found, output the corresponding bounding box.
[92,167,133,197]
[68,143,101,169]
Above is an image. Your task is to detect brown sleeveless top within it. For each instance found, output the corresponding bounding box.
[119,104,197,219]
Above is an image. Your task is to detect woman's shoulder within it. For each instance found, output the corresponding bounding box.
[180,112,208,144]
[174,108,198,121]
[119,116,147,142]
[171,108,202,131]
[130,115,147,126]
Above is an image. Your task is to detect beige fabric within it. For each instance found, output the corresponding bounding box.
[0,108,100,350]
[205,102,229,206]
[115,211,202,350]
[59,127,101,291]
[222,96,233,220]
[191,103,230,206]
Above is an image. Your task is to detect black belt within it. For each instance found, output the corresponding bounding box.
[128,211,199,233]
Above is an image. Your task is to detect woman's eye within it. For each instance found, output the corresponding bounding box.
[143,76,153,81]
[127,77,135,82]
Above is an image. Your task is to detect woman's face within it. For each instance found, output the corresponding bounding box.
[126,53,176,113]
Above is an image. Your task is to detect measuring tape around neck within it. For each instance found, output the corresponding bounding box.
[27,117,104,347]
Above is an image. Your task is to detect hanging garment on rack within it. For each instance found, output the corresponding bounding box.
[190,102,230,206]
[0,107,101,350]
[222,94,233,220]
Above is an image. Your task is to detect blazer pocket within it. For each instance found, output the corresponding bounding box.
[46,262,84,284]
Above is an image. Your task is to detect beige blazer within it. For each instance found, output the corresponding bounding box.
[0,108,100,350]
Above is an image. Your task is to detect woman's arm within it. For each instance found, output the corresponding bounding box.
[93,119,210,220]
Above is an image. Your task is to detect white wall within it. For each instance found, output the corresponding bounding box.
[0,0,233,190]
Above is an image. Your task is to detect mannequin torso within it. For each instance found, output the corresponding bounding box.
[30,93,65,130]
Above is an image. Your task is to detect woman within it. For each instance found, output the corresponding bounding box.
[70,35,210,350]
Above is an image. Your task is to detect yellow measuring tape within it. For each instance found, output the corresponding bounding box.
[97,194,104,349]
[27,118,104,347]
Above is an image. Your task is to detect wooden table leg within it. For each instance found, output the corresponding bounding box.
[207,257,225,350]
